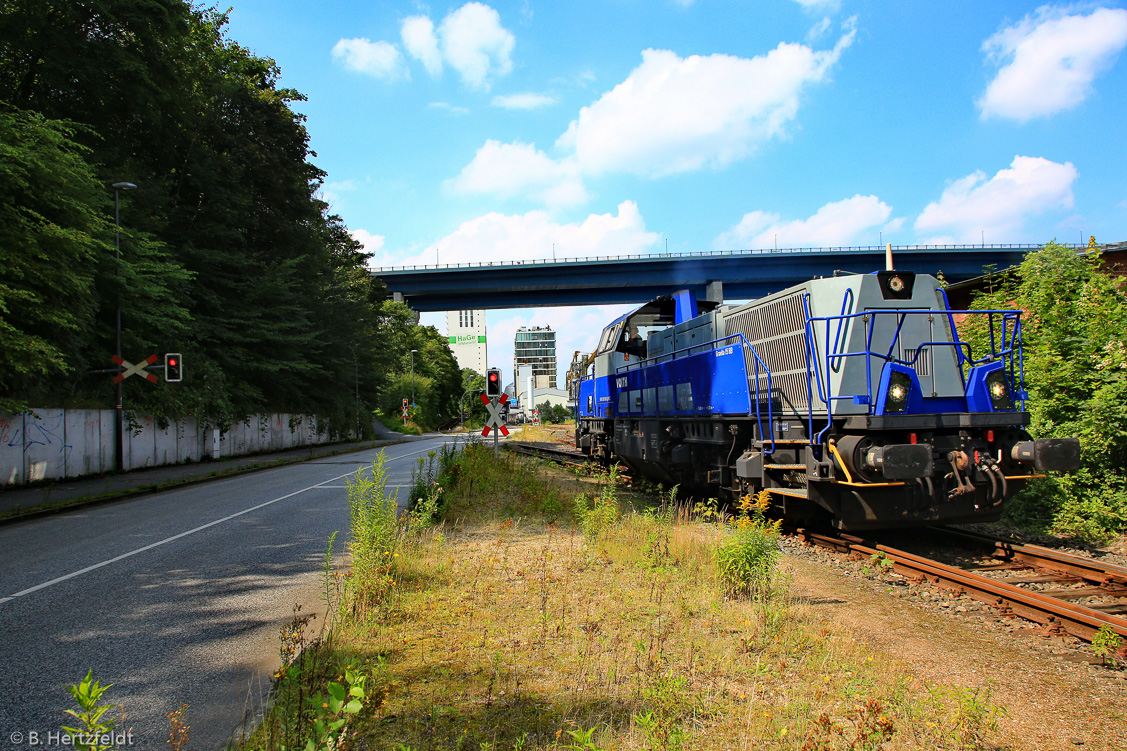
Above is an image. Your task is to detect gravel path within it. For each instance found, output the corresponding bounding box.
[782,539,1127,751]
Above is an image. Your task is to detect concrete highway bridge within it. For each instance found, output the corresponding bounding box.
[373,243,1104,312]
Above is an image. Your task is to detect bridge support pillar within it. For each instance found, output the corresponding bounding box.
[705,280,724,304]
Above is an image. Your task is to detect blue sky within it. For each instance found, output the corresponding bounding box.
[223,1,1127,383]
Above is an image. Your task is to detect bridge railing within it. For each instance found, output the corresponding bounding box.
[371,243,1090,273]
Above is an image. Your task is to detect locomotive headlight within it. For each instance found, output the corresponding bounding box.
[883,370,912,413]
[985,369,1014,411]
[888,275,905,293]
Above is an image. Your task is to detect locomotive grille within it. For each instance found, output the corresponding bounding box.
[723,292,811,412]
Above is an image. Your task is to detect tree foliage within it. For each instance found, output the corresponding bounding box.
[967,240,1127,538]
[0,110,104,412]
[537,401,573,424]
[0,1,459,432]
[374,307,462,430]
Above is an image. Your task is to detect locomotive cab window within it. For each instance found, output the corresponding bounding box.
[616,301,678,359]
[596,322,625,355]
[600,296,720,360]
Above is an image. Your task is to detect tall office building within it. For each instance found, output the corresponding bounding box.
[446,310,487,375]
[514,325,556,391]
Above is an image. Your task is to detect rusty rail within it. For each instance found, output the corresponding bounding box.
[507,442,589,468]
[799,529,1127,644]
[932,525,1127,587]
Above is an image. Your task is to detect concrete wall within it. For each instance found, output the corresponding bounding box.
[0,409,342,486]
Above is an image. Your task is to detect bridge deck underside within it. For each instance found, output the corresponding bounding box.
[375,247,1036,311]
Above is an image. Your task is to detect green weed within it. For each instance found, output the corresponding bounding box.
[61,670,122,751]
[574,464,623,540]
[1092,624,1124,667]
[927,683,1009,749]
[345,453,399,613]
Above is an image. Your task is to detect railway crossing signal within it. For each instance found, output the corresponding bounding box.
[165,352,182,382]
[486,368,502,398]
[402,398,410,424]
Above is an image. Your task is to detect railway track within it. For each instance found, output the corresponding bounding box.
[506,442,590,469]
[799,527,1127,648]
[506,441,638,484]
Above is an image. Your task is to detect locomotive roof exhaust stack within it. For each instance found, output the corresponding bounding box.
[672,289,699,325]
[886,242,894,271]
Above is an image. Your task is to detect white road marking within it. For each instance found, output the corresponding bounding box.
[0,441,455,605]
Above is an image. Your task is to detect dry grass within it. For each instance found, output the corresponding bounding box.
[247,447,1012,750]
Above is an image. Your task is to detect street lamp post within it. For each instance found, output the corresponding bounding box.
[460,387,483,431]
[410,349,418,409]
[111,181,137,472]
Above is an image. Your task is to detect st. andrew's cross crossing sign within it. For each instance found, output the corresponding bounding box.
[112,354,158,384]
[481,392,509,438]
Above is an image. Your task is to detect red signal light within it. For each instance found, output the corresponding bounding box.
[164,352,183,382]
[486,368,502,397]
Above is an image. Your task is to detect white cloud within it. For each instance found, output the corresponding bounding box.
[556,27,855,178]
[318,179,360,207]
[438,2,515,90]
[336,3,514,88]
[717,195,893,249]
[806,16,833,42]
[429,101,471,115]
[373,201,660,269]
[914,156,1078,243]
[331,38,407,80]
[447,140,587,207]
[978,6,1127,122]
[792,0,840,12]
[491,92,556,110]
[350,229,386,255]
[402,15,442,77]
[449,27,857,207]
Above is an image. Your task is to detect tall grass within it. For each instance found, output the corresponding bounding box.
[235,444,1020,751]
[346,453,399,614]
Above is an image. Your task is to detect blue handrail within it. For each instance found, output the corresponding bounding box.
[803,302,1028,443]
[616,332,775,456]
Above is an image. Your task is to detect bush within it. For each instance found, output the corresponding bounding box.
[966,240,1127,538]
[715,491,781,599]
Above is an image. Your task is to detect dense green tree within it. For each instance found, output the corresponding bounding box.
[0,1,463,433]
[0,109,190,412]
[0,110,103,411]
[966,240,1127,538]
[374,308,462,429]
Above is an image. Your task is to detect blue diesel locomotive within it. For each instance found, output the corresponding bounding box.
[571,271,1080,530]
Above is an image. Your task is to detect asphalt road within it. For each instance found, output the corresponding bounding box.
[0,434,463,750]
